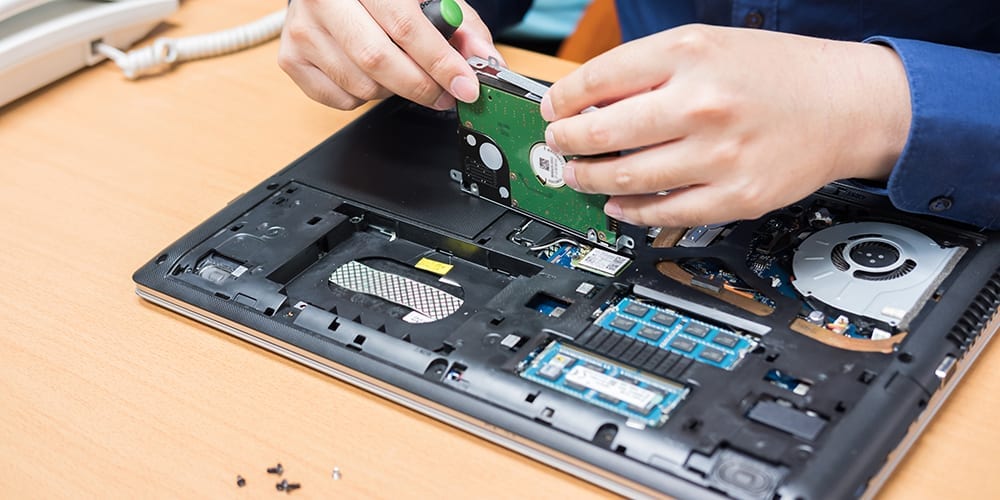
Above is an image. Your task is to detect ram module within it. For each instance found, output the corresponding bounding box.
[595,297,756,371]
[519,341,688,428]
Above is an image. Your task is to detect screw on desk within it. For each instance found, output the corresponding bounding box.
[332,467,342,480]
[276,479,301,492]
[236,475,246,487]
[267,463,284,475]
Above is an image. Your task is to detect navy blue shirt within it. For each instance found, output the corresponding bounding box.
[474,0,1000,229]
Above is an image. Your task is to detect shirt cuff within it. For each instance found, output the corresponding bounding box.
[863,36,1000,230]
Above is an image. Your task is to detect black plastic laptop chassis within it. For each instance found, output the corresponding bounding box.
[134,100,1000,499]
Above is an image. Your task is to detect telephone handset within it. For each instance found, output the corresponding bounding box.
[0,0,178,108]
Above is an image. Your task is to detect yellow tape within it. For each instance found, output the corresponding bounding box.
[415,257,453,276]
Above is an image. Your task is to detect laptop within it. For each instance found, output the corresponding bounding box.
[133,96,1000,499]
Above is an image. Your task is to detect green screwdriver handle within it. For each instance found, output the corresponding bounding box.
[420,0,463,39]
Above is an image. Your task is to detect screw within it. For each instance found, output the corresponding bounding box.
[267,463,284,475]
[236,475,246,487]
[276,479,301,492]
[332,467,342,480]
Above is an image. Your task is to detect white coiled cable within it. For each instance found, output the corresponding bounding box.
[95,9,286,79]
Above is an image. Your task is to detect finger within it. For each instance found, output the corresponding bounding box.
[294,30,396,103]
[279,10,395,107]
[362,0,480,103]
[563,138,722,195]
[449,1,506,65]
[317,0,451,107]
[541,32,691,121]
[278,22,368,109]
[545,87,688,156]
[281,58,366,110]
[452,30,505,65]
[605,186,742,228]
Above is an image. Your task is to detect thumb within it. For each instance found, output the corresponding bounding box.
[449,1,506,66]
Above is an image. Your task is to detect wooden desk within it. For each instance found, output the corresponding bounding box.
[1,2,996,497]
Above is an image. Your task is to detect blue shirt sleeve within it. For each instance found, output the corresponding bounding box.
[466,0,533,33]
[862,37,1000,230]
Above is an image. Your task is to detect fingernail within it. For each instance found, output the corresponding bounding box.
[540,94,555,121]
[604,200,624,220]
[563,161,578,189]
[450,75,478,103]
[432,92,456,110]
[545,128,562,155]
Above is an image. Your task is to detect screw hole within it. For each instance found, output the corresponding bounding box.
[683,418,702,432]
[265,182,280,190]
[155,254,168,265]
[858,369,878,385]
[898,352,914,363]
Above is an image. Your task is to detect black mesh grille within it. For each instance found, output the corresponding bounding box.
[946,267,1000,349]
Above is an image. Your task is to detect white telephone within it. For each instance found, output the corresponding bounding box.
[0,0,178,108]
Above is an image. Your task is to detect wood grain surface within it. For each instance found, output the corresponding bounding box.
[1,2,997,498]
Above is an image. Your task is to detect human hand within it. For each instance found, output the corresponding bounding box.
[540,25,912,228]
[278,0,501,110]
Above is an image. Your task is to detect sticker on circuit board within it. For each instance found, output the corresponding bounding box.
[539,242,631,277]
[576,247,631,277]
[529,142,566,187]
[329,260,462,321]
[519,341,688,428]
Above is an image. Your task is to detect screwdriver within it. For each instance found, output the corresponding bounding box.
[420,0,463,39]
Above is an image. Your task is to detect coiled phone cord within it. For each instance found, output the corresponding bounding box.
[94,9,285,79]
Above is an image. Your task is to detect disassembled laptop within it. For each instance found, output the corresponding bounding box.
[135,58,1000,498]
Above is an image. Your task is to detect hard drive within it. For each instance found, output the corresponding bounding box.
[455,56,633,251]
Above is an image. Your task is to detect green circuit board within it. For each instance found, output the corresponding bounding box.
[457,79,617,246]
